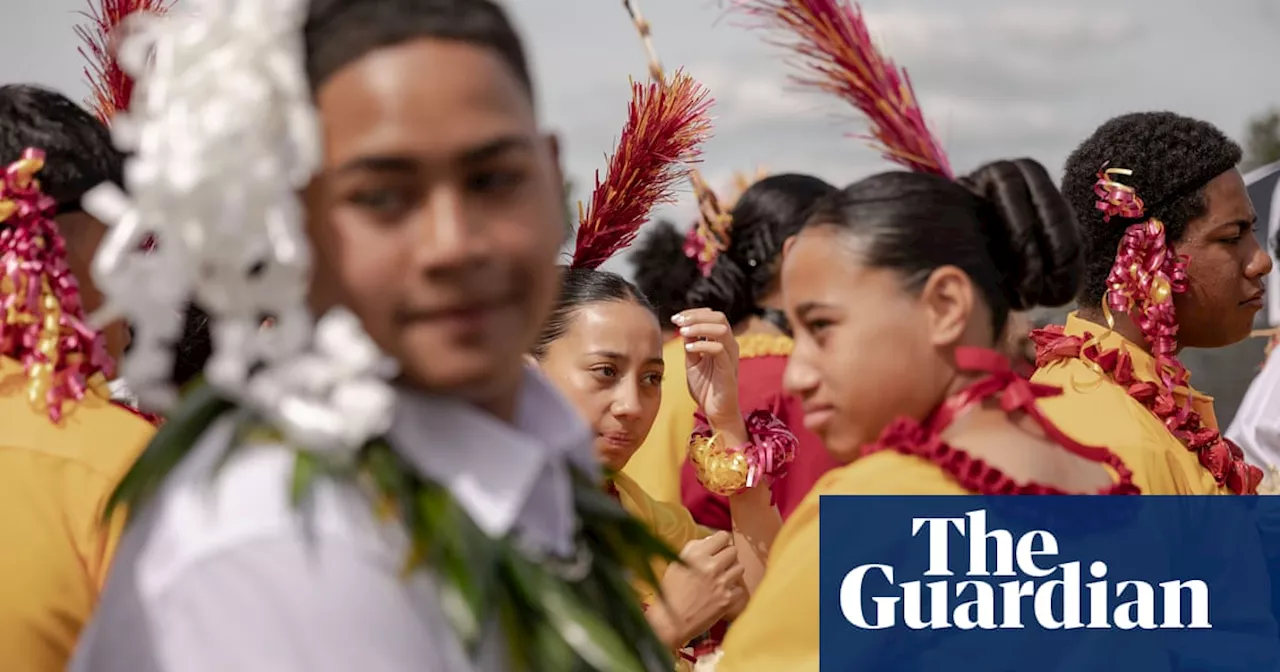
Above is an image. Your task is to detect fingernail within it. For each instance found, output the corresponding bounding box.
[672,314,687,325]
[679,326,691,336]
[685,342,695,351]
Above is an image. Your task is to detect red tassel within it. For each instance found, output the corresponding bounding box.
[74,0,174,123]
[733,0,951,178]
[573,70,714,270]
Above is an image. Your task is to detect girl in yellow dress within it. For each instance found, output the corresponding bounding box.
[531,273,758,658]
[529,63,795,668]
[716,0,1140,669]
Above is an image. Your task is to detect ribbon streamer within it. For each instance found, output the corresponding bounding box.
[689,409,798,496]
[0,148,114,422]
[1092,165,1190,395]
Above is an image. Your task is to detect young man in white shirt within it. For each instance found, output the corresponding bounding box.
[72,0,668,670]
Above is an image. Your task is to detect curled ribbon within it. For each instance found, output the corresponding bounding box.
[689,409,798,496]
[1092,164,1146,221]
[1093,165,1191,394]
[0,147,114,422]
[1032,325,1263,494]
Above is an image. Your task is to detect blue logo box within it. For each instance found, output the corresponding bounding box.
[818,496,1280,671]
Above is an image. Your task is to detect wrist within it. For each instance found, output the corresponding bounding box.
[706,409,745,434]
[647,601,689,649]
[711,421,749,449]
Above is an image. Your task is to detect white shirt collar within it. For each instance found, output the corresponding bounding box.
[387,366,597,557]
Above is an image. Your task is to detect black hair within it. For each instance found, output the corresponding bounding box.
[630,219,699,325]
[304,0,532,97]
[171,304,213,389]
[1062,112,1241,307]
[686,173,836,325]
[531,267,657,359]
[0,84,123,216]
[807,159,1081,335]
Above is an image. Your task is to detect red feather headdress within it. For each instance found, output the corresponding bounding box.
[620,0,746,275]
[732,0,952,178]
[572,71,714,270]
[75,0,174,123]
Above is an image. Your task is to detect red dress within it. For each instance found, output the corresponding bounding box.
[679,335,839,530]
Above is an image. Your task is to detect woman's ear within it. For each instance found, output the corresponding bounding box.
[918,265,975,348]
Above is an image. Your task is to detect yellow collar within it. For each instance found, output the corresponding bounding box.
[736,333,793,359]
[1062,312,1212,402]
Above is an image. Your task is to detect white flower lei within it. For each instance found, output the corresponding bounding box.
[83,0,396,455]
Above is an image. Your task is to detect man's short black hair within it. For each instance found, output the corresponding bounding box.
[1062,111,1241,306]
[0,84,123,213]
[304,0,532,99]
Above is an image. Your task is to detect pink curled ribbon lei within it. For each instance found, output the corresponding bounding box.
[1093,164,1191,395]
[0,147,114,422]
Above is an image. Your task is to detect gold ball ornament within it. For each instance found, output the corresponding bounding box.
[1150,275,1172,304]
[689,434,751,496]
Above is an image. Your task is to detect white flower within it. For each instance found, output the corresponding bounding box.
[84,0,395,453]
[246,309,398,459]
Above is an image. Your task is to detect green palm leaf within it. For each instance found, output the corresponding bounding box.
[106,385,671,671]
[104,380,233,522]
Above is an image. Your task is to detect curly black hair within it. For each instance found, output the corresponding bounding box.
[1062,111,1241,307]
[629,219,699,325]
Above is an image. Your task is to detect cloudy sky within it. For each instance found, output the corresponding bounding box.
[4,0,1279,274]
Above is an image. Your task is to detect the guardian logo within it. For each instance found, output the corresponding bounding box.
[840,509,1210,631]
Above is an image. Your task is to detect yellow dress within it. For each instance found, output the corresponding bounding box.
[1030,312,1229,495]
[611,471,710,606]
[717,453,965,672]
[611,471,713,672]
[623,338,696,504]
[0,356,155,671]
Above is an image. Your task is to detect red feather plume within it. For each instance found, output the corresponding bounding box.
[75,0,174,123]
[573,70,714,270]
[733,0,952,178]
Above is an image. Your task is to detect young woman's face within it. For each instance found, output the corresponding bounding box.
[537,299,664,472]
[781,227,964,463]
[1168,168,1272,348]
[306,39,565,411]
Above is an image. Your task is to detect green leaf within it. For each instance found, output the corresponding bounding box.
[104,379,234,522]
[505,554,648,672]
[291,452,317,506]
[415,486,498,648]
